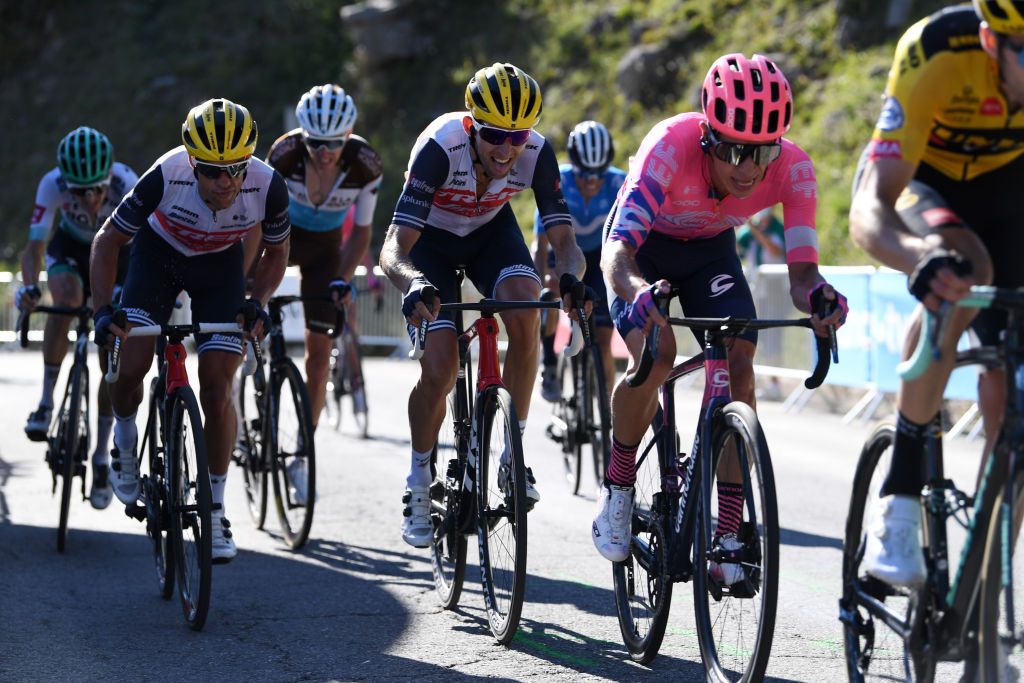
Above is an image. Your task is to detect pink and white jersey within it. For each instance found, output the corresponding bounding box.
[606,112,819,264]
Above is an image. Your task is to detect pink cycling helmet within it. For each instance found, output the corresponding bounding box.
[701,53,793,143]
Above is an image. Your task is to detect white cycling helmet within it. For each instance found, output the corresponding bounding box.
[567,120,614,174]
[296,84,357,139]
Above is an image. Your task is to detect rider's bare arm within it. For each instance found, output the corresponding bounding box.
[241,224,265,276]
[601,238,649,303]
[339,222,372,282]
[532,231,550,284]
[849,156,930,275]
[380,224,424,294]
[20,240,45,288]
[89,219,132,311]
[248,234,289,307]
[546,224,585,281]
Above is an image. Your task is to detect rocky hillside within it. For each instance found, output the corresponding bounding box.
[0,0,950,265]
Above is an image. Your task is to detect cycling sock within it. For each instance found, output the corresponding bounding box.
[881,412,932,497]
[541,333,556,367]
[40,363,60,409]
[93,416,114,465]
[715,482,745,537]
[406,447,432,488]
[112,410,138,453]
[209,472,227,518]
[519,419,527,436]
[606,437,639,487]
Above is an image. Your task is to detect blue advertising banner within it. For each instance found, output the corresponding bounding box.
[820,268,873,388]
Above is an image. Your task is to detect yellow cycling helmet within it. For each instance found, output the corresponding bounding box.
[975,0,1024,34]
[181,98,258,162]
[465,63,542,130]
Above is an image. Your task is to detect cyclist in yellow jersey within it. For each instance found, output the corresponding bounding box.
[850,0,1024,588]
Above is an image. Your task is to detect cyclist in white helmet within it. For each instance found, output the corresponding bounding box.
[533,120,625,400]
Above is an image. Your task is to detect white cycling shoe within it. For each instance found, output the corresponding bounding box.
[592,484,633,562]
[211,517,237,564]
[402,486,432,548]
[863,494,927,589]
[110,444,140,505]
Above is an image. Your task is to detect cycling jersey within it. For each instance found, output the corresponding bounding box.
[534,164,626,253]
[605,112,819,265]
[110,146,290,256]
[869,6,1024,181]
[392,112,571,237]
[266,130,382,232]
[29,163,138,243]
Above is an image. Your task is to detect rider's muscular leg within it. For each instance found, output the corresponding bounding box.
[409,329,458,452]
[717,340,757,485]
[497,276,542,421]
[304,329,332,428]
[596,326,616,394]
[108,337,153,446]
[41,272,82,366]
[198,351,243,476]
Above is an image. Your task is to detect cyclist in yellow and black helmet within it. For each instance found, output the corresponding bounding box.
[89,97,291,564]
[381,62,593,548]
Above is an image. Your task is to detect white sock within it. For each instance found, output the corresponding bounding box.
[93,416,114,465]
[40,364,60,409]
[406,447,433,488]
[210,472,227,518]
[112,410,138,452]
[519,419,527,436]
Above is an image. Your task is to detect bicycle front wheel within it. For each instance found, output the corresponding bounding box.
[556,353,582,494]
[583,344,611,490]
[979,462,1024,681]
[237,368,267,528]
[430,386,468,609]
[840,423,931,682]
[325,340,344,431]
[168,387,213,631]
[476,387,527,644]
[693,401,778,682]
[612,406,673,664]
[57,362,87,553]
[269,362,316,549]
[144,376,174,600]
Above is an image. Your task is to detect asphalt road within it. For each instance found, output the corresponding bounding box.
[0,348,980,681]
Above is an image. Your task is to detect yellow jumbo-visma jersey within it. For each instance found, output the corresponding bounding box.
[871,5,1024,181]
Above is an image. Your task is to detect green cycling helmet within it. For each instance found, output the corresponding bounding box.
[57,127,114,187]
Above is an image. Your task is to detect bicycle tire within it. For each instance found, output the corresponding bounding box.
[476,386,527,644]
[168,387,213,631]
[979,463,1024,681]
[613,406,673,664]
[584,344,611,489]
[145,375,174,600]
[557,352,582,495]
[56,362,85,553]
[430,386,468,608]
[347,330,369,438]
[840,422,931,682]
[692,401,778,682]
[326,338,345,431]
[238,368,268,529]
[269,361,316,549]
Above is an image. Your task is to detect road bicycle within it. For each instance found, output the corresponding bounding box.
[108,315,244,631]
[324,319,368,438]
[544,316,611,495]
[613,290,833,681]
[412,272,586,644]
[840,286,1024,681]
[18,305,93,552]
[234,295,324,550]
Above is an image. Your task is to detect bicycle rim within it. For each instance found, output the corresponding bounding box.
[613,406,672,663]
[558,354,582,495]
[840,423,928,681]
[350,340,368,438]
[584,345,611,489]
[431,388,468,608]
[57,364,85,553]
[693,402,778,682]
[980,467,1024,681]
[145,376,174,600]
[270,362,316,549]
[326,341,344,430]
[169,388,212,631]
[476,387,527,644]
[238,369,268,528]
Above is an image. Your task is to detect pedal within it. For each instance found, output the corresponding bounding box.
[124,503,147,522]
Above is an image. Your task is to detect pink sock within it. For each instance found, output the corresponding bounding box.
[606,438,639,487]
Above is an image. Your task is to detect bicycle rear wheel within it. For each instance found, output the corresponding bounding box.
[476,387,527,644]
[325,339,345,430]
[347,333,369,438]
[430,385,468,608]
[56,362,86,553]
[269,362,316,549]
[168,387,212,631]
[583,344,611,489]
[979,461,1024,681]
[613,406,673,664]
[556,353,582,494]
[840,423,930,681]
[693,401,778,682]
[237,368,267,528]
[144,376,174,600]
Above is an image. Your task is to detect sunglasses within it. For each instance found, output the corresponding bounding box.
[474,124,531,147]
[70,182,110,197]
[706,128,782,167]
[574,167,603,181]
[303,134,348,151]
[194,159,250,179]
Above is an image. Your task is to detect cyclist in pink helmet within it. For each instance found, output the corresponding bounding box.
[591,53,847,580]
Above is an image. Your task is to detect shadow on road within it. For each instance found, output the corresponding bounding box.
[780,526,843,550]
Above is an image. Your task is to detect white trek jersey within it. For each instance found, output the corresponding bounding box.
[29,163,138,243]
